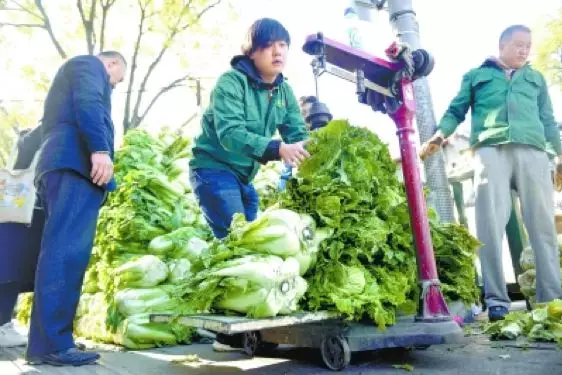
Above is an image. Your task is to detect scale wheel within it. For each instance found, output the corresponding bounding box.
[320,336,351,371]
[242,331,278,357]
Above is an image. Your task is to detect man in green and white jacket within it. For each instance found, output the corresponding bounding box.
[420,25,562,321]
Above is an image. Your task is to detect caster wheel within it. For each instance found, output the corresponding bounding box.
[242,331,278,357]
[243,331,261,356]
[320,336,351,371]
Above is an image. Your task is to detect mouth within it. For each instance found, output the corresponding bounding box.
[273,60,283,66]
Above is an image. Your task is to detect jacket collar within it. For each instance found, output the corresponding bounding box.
[230,55,284,89]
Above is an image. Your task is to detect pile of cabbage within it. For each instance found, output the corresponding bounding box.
[517,238,562,306]
[18,129,213,349]
[16,120,482,346]
[275,120,480,328]
[175,208,330,318]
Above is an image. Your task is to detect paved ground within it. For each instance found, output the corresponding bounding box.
[2,327,561,375]
[2,302,560,375]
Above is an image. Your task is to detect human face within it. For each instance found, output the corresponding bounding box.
[104,58,127,88]
[499,31,532,69]
[250,40,288,83]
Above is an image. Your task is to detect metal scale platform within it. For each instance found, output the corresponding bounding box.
[151,33,464,371]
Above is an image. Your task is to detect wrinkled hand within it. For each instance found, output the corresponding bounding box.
[554,156,562,192]
[91,152,113,186]
[279,141,310,168]
[420,131,445,160]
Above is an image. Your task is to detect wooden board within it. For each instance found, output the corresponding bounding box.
[151,311,339,335]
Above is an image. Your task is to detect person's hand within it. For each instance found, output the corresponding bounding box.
[279,141,310,168]
[91,152,113,186]
[554,155,562,192]
[420,131,445,160]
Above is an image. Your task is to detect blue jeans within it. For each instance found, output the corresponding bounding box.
[26,170,105,357]
[189,168,259,239]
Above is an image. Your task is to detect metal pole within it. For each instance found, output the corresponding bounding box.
[382,0,455,222]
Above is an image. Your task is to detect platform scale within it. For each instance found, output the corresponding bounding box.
[151,33,464,371]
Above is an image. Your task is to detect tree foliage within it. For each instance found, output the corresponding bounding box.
[535,7,562,88]
[0,0,228,133]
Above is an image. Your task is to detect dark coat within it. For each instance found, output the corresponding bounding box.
[35,55,116,191]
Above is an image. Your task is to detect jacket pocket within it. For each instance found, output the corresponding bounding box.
[471,71,502,100]
[471,73,493,87]
[513,70,541,100]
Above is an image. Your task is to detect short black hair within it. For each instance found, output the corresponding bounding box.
[499,25,531,44]
[98,50,127,65]
[242,18,291,55]
[300,96,318,105]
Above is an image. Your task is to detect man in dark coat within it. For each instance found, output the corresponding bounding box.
[25,51,126,366]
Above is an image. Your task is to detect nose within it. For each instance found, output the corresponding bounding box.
[273,42,286,55]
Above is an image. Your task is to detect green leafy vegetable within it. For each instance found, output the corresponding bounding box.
[430,222,481,306]
[176,253,308,318]
[278,120,418,328]
[275,120,480,327]
[484,299,562,347]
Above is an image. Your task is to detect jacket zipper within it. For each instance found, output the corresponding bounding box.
[264,88,276,134]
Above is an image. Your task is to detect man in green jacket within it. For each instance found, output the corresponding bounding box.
[420,25,562,321]
[189,18,309,240]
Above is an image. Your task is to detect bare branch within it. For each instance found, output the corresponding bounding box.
[123,0,152,130]
[179,112,199,129]
[98,0,116,52]
[137,74,193,124]
[178,0,221,31]
[131,1,221,127]
[127,0,222,130]
[100,0,116,7]
[76,0,97,54]
[5,0,43,19]
[34,0,67,59]
[0,22,44,28]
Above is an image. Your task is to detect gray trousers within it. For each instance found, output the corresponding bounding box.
[474,144,562,308]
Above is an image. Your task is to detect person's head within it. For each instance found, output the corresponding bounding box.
[499,25,532,69]
[299,96,318,119]
[242,18,291,83]
[97,50,127,88]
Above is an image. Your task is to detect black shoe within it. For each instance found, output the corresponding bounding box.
[488,306,508,322]
[27,348,100,366]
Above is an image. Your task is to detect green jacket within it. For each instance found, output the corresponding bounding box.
[438,59,562,155]
[190,56,308,184]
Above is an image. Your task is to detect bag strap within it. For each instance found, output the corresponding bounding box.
[6,141,19,170]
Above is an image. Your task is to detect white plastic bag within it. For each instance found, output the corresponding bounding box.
[0,146,39,224]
